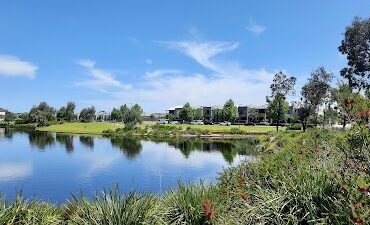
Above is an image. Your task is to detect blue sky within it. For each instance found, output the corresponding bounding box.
[0,1,369,113]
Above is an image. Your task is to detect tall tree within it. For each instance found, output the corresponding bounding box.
[338,17,370,90]
[220,99,238,122]
[179,103,194,123]
[65,101,76,121]
[266,72,296,131]
[120,104,130,122]
[301,67,333,126]
[295,102,311,132]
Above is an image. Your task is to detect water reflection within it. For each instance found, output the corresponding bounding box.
[79,136,94,149]
[110,137,143,160]
[28,131,55,150]
[0,128,257,202]
[56,133,74,153]
[0,129,254,164]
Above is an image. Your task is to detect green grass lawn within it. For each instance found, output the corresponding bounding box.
[164,124,283,132]
[37,122,123,134]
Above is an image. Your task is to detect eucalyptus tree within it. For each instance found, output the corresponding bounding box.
[301,67,333,126]
[266,71,296,131]
[338,16,370,90]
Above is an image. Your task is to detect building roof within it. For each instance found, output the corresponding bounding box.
[0,108,8,113]
[166,105,183,111]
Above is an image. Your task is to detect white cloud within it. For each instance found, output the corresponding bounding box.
[0,55,38,78]
[0,161,33,182]
[75,59,131,93]
[161,40,239,72]
[76,36,277,112]
[246,19,266,35]
[145,69,182,79]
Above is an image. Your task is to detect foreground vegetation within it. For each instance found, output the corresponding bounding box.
[1,125,369,224]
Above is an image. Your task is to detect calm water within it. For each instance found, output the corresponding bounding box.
[0,128,255,202]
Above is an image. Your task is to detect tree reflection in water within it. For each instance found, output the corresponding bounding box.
[56,133,74,153]
[110,137,143,160]
[28,131,55,151]
[146,137,249,164]
[79,136,94,149]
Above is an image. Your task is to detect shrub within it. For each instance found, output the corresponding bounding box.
[286,124,302,130]
[229,127,244,134]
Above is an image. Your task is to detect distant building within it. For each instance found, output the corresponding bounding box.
[166,105,183,119]
[96,111,110,122]
[0,108,8,121]
[203,106,222,122]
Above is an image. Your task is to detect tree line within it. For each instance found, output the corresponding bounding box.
[3,101,144,128]
[266,16,370,132]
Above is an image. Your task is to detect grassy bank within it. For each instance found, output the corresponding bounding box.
[165,124,281,133]
[36,121,282,137]
[1,127,369,224]
[37,122,123,135]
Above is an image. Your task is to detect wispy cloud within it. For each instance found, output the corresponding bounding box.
[0,55,38,79]
[246,19,266,35]
[145,69,182,79]
[76,33,277,112]
[161,40,239,72]
[75,59,131,93]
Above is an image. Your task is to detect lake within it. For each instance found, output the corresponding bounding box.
[0,128,256,202]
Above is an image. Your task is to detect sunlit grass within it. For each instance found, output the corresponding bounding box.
[37,122,123,134]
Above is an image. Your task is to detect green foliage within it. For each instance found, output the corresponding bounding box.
[339,16,370,89]
[66,188,158,225]
[4,112,16,122]
[220,99,238,122]
[79,106,96,122]
[193,107,204,120]
[110,108,122,121]
[179,103,194,123]
[29,102,56,127]
[267,94,288,131]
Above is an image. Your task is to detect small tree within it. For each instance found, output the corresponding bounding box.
[29,102,56,126]
[123,104,143,130]
[267,95,289,131]
[179,103,194,123]
[111,108,122,122]
[295,102,311,132]
[79,106,96,122]
[266,72,296,131]
[193,108,204,120]
[57,107,67,121]
[4,112,16,122]
[220,99,238,122]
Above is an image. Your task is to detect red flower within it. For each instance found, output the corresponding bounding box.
[202,199,215,220]
[350,216,364,225]
[357,186,369,193]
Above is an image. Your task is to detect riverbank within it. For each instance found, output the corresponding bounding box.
[37,122,123,135]
[1,127,368,224]
[37,121,282,138]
